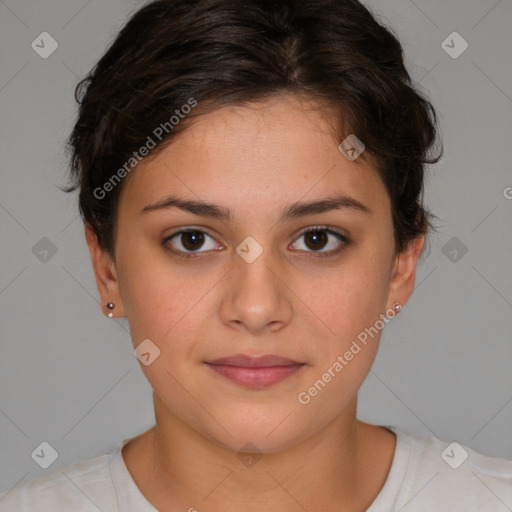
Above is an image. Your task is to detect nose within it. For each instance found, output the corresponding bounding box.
[219,245,293,335]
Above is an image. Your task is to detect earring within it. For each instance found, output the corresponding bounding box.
[385,302,402,320]
[105,302,115,318]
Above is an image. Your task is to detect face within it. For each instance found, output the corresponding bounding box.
[87,94,422,453]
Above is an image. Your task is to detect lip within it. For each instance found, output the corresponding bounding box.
[205,354,305,388]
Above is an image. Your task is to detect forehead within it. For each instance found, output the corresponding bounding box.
[165,95,348,164]
[118,95,390,221]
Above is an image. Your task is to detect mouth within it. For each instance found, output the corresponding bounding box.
[204,354,305,389]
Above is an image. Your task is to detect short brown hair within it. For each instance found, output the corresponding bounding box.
[64,0,442,257]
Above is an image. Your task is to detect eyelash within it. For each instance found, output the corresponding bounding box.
[162,225,350,259]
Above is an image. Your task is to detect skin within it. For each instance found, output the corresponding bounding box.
[86,93,424,511]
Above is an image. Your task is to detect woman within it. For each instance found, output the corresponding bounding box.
[1,0,511,510]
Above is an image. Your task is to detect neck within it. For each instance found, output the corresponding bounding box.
[125,393,394,512]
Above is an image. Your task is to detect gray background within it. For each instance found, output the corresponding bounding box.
[1,0,511,494]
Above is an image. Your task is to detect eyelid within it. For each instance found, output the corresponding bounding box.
[163,224,350,258]
[294,224,348,241]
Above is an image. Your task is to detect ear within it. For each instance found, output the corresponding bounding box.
[386,234,425,312]
[85,224,125,318]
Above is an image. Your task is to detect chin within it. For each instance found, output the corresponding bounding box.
[211,427,304,455]
[199,403,318,454]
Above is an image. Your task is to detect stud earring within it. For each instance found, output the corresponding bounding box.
[105,302,115,318]
[385,301,403,320]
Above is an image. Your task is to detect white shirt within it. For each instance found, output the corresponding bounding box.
[1,425,511,511]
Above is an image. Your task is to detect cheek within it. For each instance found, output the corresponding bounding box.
[293,268,390,422]
[303,255,392,344]
[116,240,225,368]
[117,259,212,415]
[294,245,393,406]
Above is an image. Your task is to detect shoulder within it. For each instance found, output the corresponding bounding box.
[0,447,120,512]
[386,427,512,512]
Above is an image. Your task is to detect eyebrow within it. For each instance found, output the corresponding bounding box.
[140,193,371,222]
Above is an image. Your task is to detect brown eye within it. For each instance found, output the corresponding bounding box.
[180,231,205,251]
[163,225,349,260]
[290,226,349,257]
[164,229,220,257]
[303,230,329,251]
